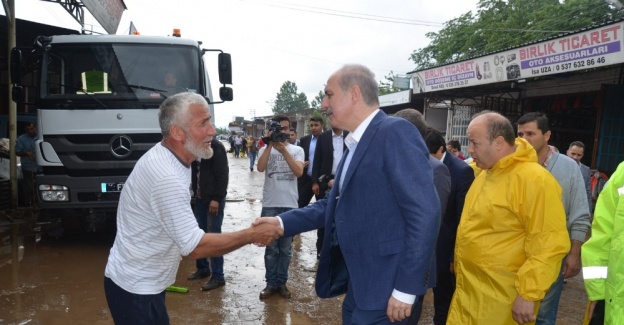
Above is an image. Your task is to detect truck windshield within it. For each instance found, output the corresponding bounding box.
[41,43,201,105]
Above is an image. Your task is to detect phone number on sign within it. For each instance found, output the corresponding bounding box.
[444,80,469,88]
[556,57,606,71]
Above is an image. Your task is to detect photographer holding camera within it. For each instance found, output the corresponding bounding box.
[256,114,305,299]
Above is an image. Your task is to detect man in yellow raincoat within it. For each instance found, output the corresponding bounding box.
[447,112,570,325]
[581,161,624,325]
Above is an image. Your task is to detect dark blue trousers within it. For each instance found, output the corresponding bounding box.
[104,277,169,325]
[342,281,410,325]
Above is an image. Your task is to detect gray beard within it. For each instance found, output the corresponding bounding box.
[184,138,214,160]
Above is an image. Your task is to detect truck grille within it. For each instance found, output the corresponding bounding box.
[44,134,162,170]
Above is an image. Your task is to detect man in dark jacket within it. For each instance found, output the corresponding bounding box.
[188,140,229,291]
[310,127,347,257]
[426,130,474,325]
[297,116,324,208]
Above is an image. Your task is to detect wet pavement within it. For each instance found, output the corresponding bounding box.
[0,142,588,324]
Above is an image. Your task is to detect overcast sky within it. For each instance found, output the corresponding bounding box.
[8,0,479,128]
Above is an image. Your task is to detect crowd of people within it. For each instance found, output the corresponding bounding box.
[8,63,599,324]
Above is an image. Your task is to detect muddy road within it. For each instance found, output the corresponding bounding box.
[0,144,588,324]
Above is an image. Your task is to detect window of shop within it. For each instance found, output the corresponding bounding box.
[521,92,599,168]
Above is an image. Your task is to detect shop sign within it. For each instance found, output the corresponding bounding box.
[412,22,623,93]
[379,90,411,107]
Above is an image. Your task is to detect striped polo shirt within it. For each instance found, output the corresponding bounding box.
[105,142,204,294]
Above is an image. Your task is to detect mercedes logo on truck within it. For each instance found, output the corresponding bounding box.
[110,135,133,158]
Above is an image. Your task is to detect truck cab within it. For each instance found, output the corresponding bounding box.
[10,33,232,224]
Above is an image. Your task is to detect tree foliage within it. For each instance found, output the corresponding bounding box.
[410,0,624,70]
[272,81,309,114]
[310,90,325,109]
[215,126,229,135]
[378,71,406,95]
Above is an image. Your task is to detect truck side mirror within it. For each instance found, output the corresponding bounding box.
[219,86,233,101]
[10,48,22,85]
[218,53,232,85]
[10,48,24,102]
[12,86,24,102]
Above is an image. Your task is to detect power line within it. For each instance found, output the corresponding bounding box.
[241,0,446,27]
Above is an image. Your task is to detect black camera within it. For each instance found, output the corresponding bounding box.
[264,120,289,143]
[318,174,333,194]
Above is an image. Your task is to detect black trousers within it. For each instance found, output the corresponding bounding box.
[406,295,425,325]
[298,174,326,255]
[432,267,455,324]
[588,300,605,325]
[20,170,37,207]
[297,174,315,208]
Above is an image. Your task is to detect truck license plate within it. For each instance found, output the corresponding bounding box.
[102,182,125,193]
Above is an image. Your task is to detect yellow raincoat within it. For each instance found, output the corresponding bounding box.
[447,138,570,325]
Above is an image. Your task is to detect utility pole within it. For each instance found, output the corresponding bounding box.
[5,0,18,210]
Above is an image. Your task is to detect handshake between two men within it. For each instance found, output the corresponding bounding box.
[187,217,283,260]
[249,217,282,246]
[250,217,282,246]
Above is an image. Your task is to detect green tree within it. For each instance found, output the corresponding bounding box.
[310,90,325,109]
[272,81,309,114]
[378,71,404,95]
[410,0,624,70]
[215,127,229,135]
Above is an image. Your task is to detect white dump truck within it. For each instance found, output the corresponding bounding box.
[10,32,232,227]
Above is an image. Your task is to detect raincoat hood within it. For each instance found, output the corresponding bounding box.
[490,137,537,171]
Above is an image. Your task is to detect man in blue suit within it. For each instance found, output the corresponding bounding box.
[255,64,440,324]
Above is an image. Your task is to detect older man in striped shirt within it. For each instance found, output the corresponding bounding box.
[104,92,281,325]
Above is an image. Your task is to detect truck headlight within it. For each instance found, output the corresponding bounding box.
[39,185,69,202]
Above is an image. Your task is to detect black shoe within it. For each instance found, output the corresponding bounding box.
[259,285,276,299]
[187,270,211,281]
[201,278,225,291]
[277,285,291,298]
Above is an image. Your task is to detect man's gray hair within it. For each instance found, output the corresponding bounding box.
[159,92,209,137]
[338,64,380,106]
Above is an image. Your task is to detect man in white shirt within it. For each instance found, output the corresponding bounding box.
[256,114,305,299]
[104,92,281,324]
[233,134,243,158]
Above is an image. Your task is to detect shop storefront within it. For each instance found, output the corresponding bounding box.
[406,19,624,174]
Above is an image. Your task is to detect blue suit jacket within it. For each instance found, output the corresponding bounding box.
[280,111,441,310]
